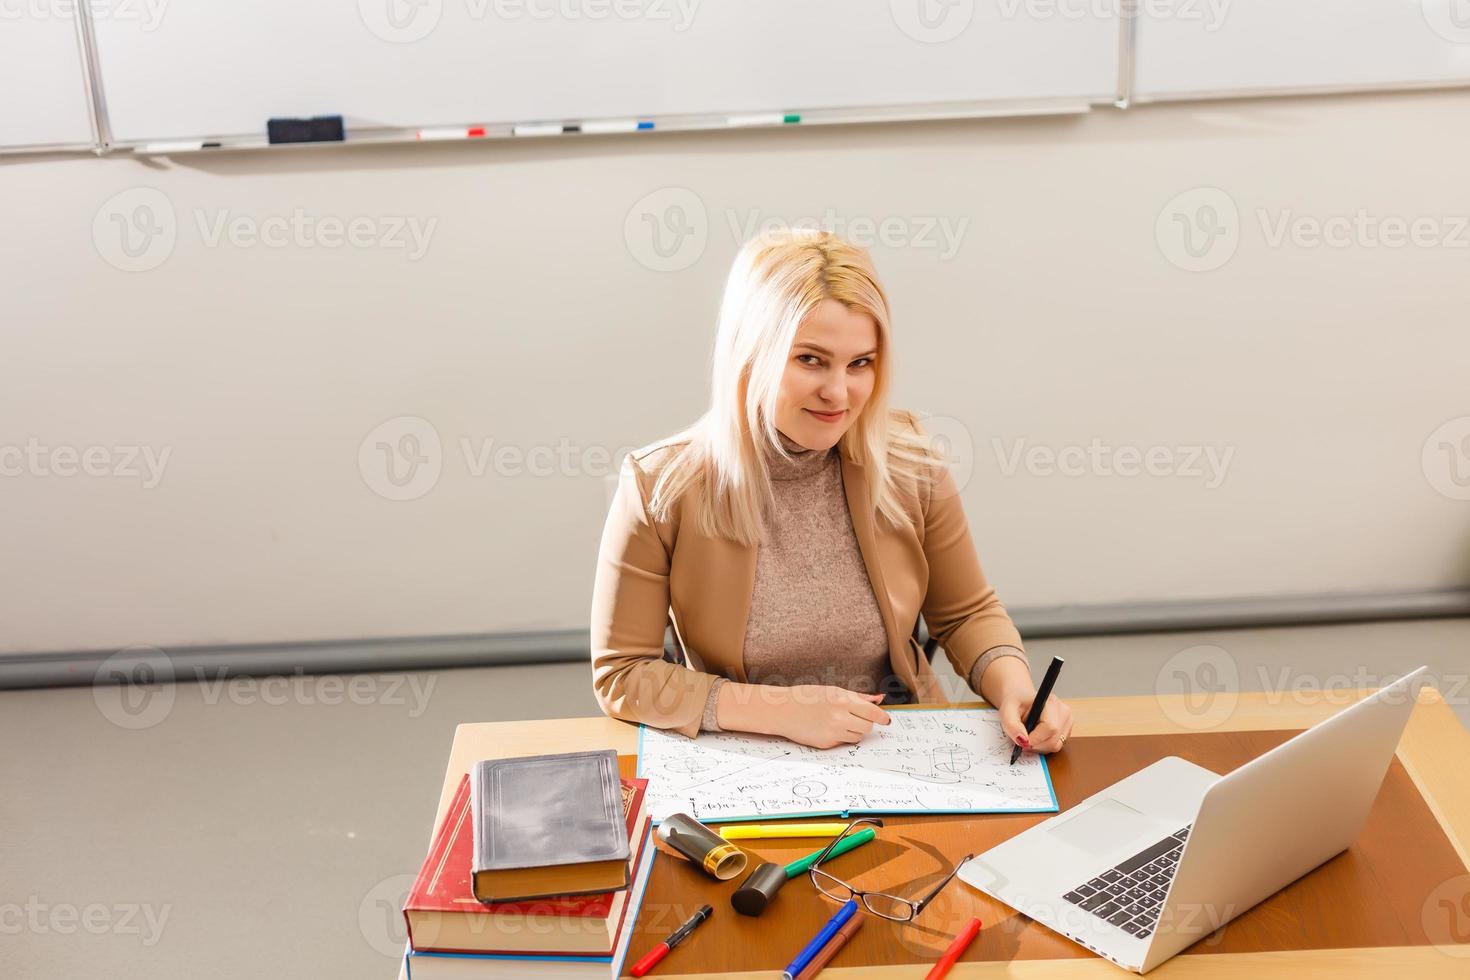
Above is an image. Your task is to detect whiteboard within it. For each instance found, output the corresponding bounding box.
[1133,0,1470,101]
[92,1,1120,143]
[0,9,94,150]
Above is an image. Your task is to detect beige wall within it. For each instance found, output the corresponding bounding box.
[2,89,1467,656]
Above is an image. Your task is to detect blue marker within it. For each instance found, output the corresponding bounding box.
[783,899,858,979]
[581,119,655,134]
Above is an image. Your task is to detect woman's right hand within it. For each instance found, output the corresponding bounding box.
[772,686,892,749]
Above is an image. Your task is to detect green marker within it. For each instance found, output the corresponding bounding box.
[783,827,876,877]
[727,113,803,128]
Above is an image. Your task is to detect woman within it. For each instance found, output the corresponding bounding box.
[590,229,1071,755]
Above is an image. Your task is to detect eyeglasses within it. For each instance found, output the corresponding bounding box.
[808,818,975,922]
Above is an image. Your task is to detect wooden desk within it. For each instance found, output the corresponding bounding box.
[426,689,1470,977]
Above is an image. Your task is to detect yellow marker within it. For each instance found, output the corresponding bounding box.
[718,822,850,840]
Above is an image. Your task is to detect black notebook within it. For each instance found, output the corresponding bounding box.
[469,748,632,902]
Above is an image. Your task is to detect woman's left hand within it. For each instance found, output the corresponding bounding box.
[982,655,1074,754]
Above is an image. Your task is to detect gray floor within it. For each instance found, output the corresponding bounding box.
[3,619,1466,980]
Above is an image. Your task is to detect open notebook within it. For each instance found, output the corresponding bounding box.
[637,707,1058,823]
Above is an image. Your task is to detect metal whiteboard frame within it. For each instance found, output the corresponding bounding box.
[73,0,112,155]
[0,0,106,156]
[1118,0,1470,106]
[58,4,1125,157]
[118,97,1100,155]
[13,4,1470,159]
[1114,0,1139,108]
[1130,76,1470,105]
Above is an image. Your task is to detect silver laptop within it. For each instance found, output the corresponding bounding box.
[958,666,1428,973]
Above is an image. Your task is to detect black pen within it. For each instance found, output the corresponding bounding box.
[631,903,713,976]
[1010,656,1065,765]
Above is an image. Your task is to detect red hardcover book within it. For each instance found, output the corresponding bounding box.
[404,773,649,956]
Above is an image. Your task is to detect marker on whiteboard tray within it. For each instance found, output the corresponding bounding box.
[266,115,345,144]
[581,119,655,135]
[138,140,221,154]
[727,113,801,127]
[416,126,488,140]
[512,122,582,136]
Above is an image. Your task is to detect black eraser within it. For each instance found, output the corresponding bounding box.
[731,861,787,916]
[267,115,345,144]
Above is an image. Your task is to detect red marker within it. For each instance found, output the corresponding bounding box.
[924,917,982,979]
[415,126,489,140]
[630,904,712,977]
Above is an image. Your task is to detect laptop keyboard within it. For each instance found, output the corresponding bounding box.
[1061,825,1191,939]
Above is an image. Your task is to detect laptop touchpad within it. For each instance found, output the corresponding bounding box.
[1047,798,1154,852]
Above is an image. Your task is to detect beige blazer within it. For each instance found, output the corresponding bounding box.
[589,418,1025,738]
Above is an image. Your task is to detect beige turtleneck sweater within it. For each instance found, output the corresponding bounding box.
[700,431,1025,732]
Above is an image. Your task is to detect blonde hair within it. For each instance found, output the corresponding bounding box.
[647,228,943,546]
